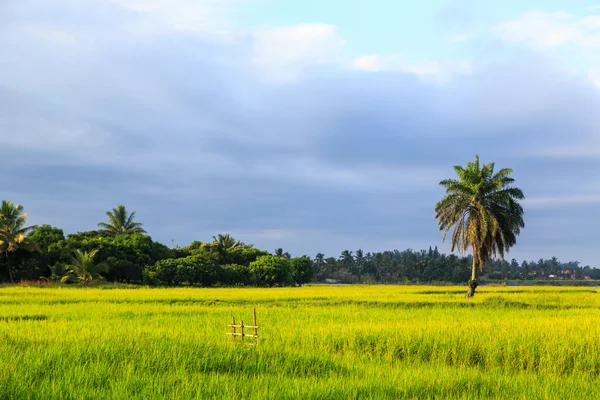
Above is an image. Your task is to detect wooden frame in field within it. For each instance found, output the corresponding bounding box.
[227,308,259,344]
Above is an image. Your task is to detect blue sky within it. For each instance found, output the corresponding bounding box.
[2,0,600,265]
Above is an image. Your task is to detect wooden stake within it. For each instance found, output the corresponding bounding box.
[253,308,258,341]
[231,316,236,339]
[240,320,245,343]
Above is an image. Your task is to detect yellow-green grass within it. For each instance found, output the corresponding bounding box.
[1,285,600,399]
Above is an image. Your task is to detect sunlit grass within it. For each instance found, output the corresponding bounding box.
[1,285,599,399]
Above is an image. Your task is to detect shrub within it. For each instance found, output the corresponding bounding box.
[249,256,293,287]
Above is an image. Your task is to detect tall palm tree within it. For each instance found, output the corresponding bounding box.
[354,249,365,277]
[66,249,107,283]
[98,205,146,236]
[435,156,524,297]
[314,253,325,274]
[339,250,354,271]
[0,201,39,283]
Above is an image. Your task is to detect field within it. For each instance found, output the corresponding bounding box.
[1,285,600,399]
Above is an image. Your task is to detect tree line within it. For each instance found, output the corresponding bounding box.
[0,200,595,286]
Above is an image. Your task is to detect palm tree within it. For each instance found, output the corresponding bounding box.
[66,249,107,283]
[314,253,325,275]
[212,234,251,249]
[354,249,365,277]
[274,248,291,259]
[325,257,338,276]
[98,205,146,236]
[47,263,73,283]
[0,201,39,283]
[435,156,524,297]
[339,250,354,271]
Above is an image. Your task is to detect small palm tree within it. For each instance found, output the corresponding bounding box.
[47,263,74,283]
[98,205,146,236]
[66,249,107,283]
[435,156,525,297]
[0,201,39,283]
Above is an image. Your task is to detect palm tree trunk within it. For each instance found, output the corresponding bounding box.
[5,251,14,284]
[466,256,477,298]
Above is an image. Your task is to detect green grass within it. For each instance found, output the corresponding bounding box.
[1,285,600,399]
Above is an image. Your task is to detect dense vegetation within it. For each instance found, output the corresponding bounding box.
[1,286,600,399]
[0,200,596,286]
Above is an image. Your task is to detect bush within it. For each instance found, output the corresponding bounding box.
[220,264,250,285]
[143,253,221,286]
[249,256,293,287]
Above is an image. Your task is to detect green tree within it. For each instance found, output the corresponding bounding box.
[249,255,293,287]
[434,156,525,297]
[66,249,107,283]
[291,256,314,284]
[98,205,146,236]
[0,201,39,283]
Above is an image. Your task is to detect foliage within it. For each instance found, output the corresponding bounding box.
[47,263,72,283]
[98,205,146,236]
[0,201,40,283]
[290,256,314,284]
[65,249,107,283]
[48,232,172,283]
[143,253,220,286]
[249,255,293,287]
[0,201,596,288]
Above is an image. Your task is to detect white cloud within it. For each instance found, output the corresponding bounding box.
[493,10,600,49]
[251,23,345,83]
[590,68,600,88]
[105,0,241,38]
[352,54,473,82]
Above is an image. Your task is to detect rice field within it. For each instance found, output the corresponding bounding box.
[1,285,600,399]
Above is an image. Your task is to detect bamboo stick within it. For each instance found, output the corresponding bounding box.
[253,308,258,341]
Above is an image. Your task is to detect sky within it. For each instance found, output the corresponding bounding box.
[1,0,600,266]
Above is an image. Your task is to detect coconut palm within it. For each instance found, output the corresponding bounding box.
[339,250,354,270]
[47,263,73,283]
[98,205,146,236]
[0,201,39,283]
[66,249,107,283]
[435,156,524,297]
[274,248,291,259]
[212,234,251,249]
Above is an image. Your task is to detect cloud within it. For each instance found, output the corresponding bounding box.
[352,54,473,82]
[251,23,345,83]
[2,0,600,265]
[590,68,600,88]
[493,11,600,49]
[105,0,241,37]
